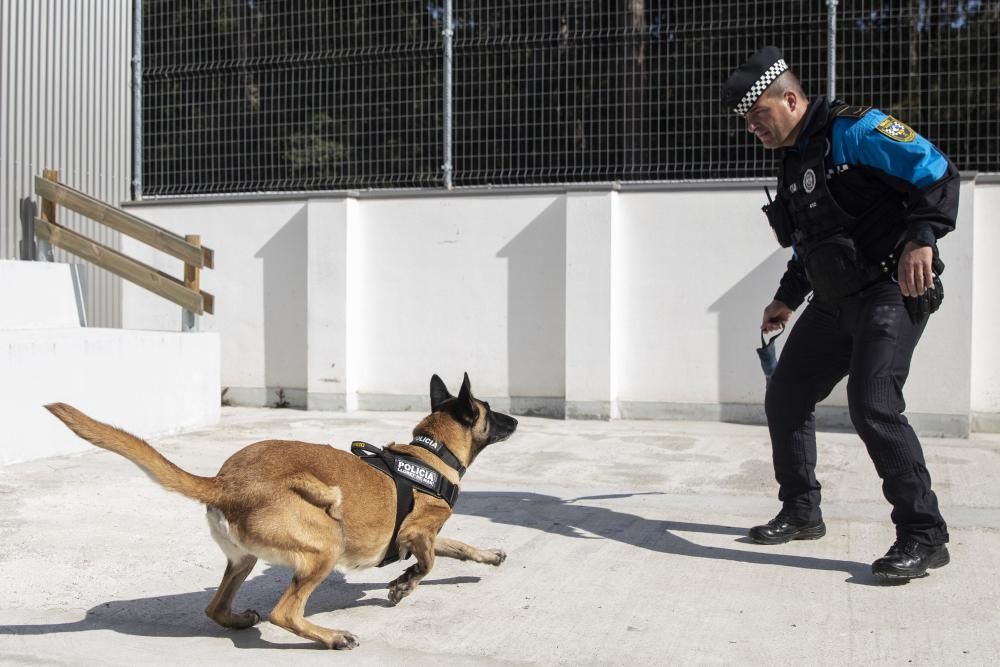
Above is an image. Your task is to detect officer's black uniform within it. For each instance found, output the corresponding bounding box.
[722,47,958,565]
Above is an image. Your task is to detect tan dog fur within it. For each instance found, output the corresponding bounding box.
[44,373,517,649]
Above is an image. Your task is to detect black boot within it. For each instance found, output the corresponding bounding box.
[872,539,949,581]
[748,512,826,545]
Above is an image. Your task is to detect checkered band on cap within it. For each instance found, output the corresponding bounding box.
[733,59,788,116]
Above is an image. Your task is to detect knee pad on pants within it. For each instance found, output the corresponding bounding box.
[848,376,917,478]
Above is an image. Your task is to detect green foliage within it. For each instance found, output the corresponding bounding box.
[283,114,352,178]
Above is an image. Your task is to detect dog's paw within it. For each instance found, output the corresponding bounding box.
[388,575,416,606]
[387,584,406,606]
[226,609,260,629]
[488,549,507,566]
[331,631,359,650]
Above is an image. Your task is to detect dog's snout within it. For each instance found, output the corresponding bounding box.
[487,412,518,444]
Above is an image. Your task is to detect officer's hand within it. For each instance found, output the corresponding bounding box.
[898,241,935,297]
[761,300,793,334]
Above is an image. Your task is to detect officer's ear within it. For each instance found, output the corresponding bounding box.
[784,89,802,113]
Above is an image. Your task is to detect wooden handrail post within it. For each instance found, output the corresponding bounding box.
[37,169,60,260]
[182,234,201,332]
[41,169,59,224]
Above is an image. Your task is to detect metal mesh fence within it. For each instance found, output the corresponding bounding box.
[449,1,833,184]
[837,0,1000,174]
[143,1,442,194]
[141,1,999,195]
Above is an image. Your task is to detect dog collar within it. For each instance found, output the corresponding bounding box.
[410,434,467,477]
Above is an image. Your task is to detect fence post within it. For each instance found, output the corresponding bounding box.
[827,0,838,100]
[132,0,143,200]
[181,234,201,331]
[442,0,454,189]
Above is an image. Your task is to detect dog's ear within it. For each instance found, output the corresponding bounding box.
[453,372,477,425]
[430,374,453,412]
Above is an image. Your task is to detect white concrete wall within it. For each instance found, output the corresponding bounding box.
[354,194,567,406]
[0,261,221,465]
[0,260,82,328]
[121,178,997,436]
[304,199,356,411]
[0,328,220,465]
[566,192,615,418]
[972,180,1000,430]
[616,189,785,408]
[123,193,570,413]
[120,201,308,408]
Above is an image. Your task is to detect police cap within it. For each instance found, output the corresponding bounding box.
[721,46,789,117]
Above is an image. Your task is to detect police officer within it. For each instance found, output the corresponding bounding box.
[721,47,957,581]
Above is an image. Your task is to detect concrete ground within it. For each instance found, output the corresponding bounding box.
[1,407,999,666]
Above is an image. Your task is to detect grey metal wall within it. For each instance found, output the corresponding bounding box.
[1,0,132,327]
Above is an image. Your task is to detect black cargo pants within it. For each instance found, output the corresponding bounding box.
[764,278,949,545]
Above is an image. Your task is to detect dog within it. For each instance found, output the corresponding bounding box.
[45,373,517,649]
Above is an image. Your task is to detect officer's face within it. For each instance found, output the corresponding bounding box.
[744,92,800,149]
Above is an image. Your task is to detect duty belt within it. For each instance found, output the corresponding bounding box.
[351,440,463,566]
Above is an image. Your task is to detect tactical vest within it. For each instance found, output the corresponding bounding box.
[776,103,903,300]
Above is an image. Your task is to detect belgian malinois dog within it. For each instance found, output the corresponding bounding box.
[45,373,517,649]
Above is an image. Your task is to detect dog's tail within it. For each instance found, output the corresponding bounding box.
[45,403,220,505]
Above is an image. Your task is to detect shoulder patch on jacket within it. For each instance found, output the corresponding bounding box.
[876,116,916,142]
[834,104,872,119]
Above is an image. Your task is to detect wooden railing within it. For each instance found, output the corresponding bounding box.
[33,169,215,315]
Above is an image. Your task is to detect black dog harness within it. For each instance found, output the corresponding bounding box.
[351,436,465,566]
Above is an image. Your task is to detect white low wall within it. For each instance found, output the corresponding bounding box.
[120,176,998,436]
[0,329,221,464]
[0,260,84,329]
[0,261,221,465]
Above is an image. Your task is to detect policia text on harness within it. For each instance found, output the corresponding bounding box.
[351,437,464,566]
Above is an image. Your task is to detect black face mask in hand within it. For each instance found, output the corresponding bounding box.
[903,275,944,324]
[756,325,784,380]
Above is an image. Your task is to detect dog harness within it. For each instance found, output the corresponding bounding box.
[351,436,465,566]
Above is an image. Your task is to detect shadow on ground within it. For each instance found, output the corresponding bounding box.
[454,491,878,585]
[0,567,479,650]
[0,491,886,649]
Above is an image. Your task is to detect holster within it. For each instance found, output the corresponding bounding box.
[933,253,946,276]
[903,264,945,325]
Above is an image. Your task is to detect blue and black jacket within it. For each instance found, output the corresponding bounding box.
[773,95,959,309]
